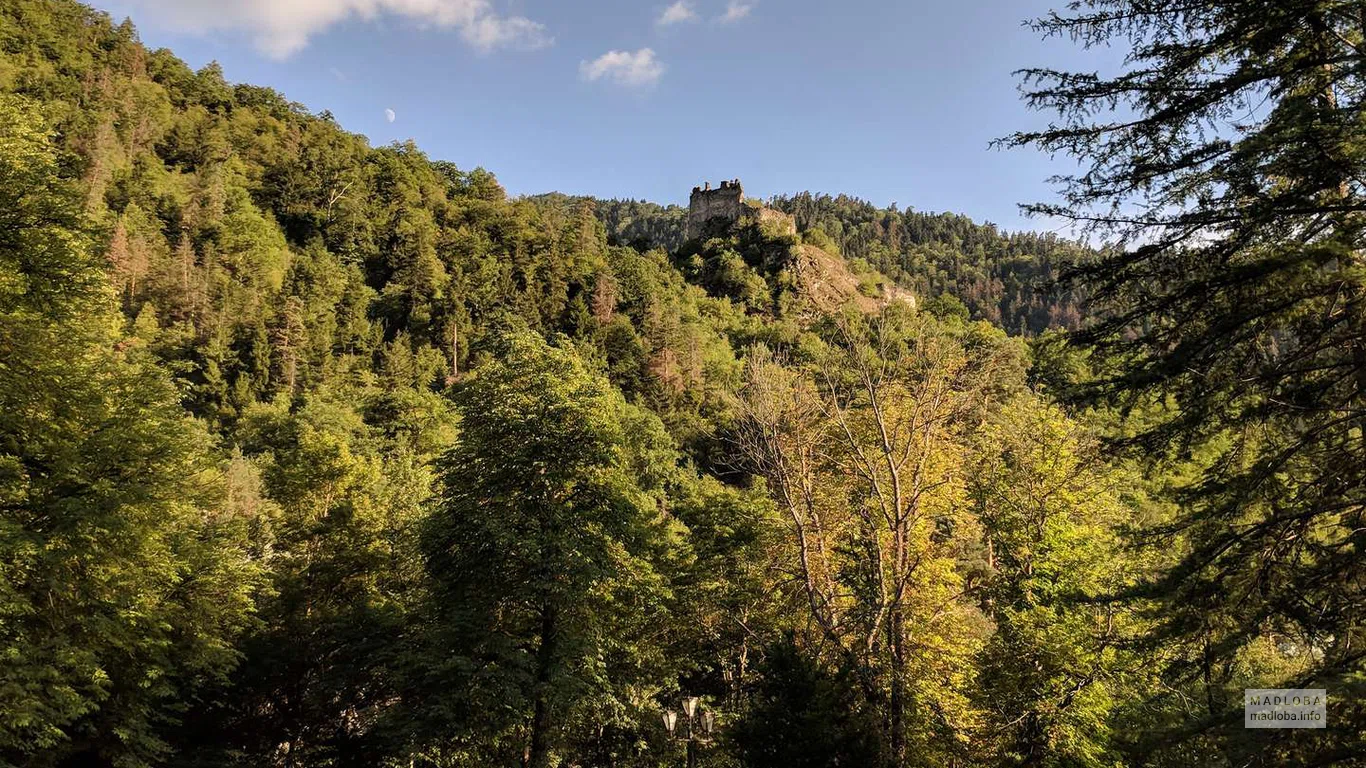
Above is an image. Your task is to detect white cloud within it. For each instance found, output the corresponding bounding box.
[657,1,696,25]
[719,1,752,23]
[580,48,664,88]
[384,108,396,122]
[118,0,552,59]
[460,14,552,51]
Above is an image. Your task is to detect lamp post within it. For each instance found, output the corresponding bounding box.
[660,695,716,768]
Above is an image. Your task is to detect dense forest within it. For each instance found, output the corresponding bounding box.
[1,0,1362,767]
[559,194,1091,336]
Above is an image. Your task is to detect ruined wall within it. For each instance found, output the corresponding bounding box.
[686,179,746,238]
[685,179,799,240]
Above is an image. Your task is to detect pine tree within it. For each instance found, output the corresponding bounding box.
[1004,1,1366,760]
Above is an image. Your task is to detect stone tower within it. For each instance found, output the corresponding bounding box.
[686,179,745,239]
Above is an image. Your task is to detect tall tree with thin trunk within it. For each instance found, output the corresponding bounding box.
[418,330,678,767]
[738,306,1024,766]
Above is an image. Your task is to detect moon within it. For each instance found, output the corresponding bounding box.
[384,108,396,123]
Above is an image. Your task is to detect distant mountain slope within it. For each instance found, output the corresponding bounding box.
[530,192,911,319]
[530,194,688,253]
[572,193,1094,336]
[769,193,1092,335]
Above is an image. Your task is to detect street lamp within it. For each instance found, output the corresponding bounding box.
[661,695,717,768]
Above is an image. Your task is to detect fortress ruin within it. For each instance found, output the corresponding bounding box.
[686,179,747,239]
[685,179,798,240]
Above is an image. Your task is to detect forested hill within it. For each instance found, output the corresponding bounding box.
[1,0,775,450]
[6,0,1362,765]
[0,1,1152,767]
[571,193,1093,335]
[767,194,1092,335]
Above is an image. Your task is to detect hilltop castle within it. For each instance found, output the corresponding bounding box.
[686,179,747,239]
[685,179,798,240]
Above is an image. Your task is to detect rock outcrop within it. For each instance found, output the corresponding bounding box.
[790,244,915,314]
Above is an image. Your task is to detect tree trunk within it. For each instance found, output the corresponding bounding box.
[448,320,459,385]
[524,602,558,768]
[887,605,906,768]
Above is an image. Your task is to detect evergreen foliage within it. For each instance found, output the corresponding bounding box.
[4,0,1360,764]
[1005,0,1366,762]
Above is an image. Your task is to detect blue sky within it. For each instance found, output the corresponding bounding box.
[86,0,1120,233]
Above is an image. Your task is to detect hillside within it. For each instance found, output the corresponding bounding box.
[0,2,1138,768]
[5,1,1362,767]
[584,193,1092,335]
